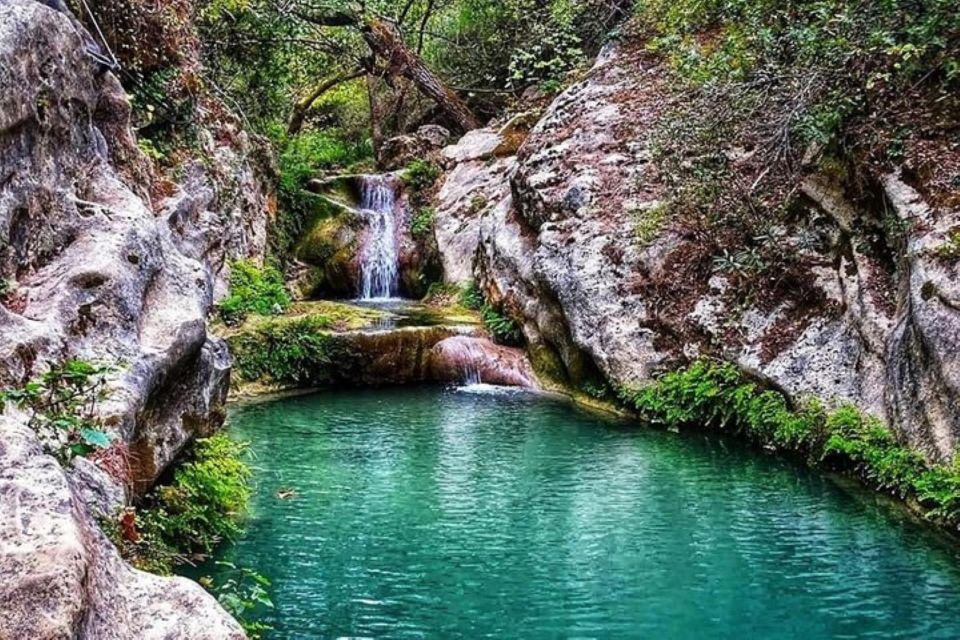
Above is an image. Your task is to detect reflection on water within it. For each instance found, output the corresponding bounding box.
[198,387,960,640]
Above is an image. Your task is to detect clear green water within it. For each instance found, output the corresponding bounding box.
[204,386,960,639]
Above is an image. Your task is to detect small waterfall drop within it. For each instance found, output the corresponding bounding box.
[358,175,400,300]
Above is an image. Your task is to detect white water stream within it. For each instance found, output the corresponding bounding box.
[358,175,400,300]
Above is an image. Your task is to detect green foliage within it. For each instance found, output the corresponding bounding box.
[229,315,341,385]
[459,281,484,310]
[269,126,374,258]
[711,247,766,277]
[581,381,610,400]
[403,160,442,193]
[507,11,584,89]
[0,359,113,462]
[631,201,669,247]
[821,406,926,496]
[637,0,959,90]
[933,228,960,261]
[204,562,274,639]
[137,138,166,162]
[481,304,522,345]
[411,207,435,239]
[218,261,291,326]
[640,0,959,244]
[625,360,960,526]
[426,0,619,94]
[452,280,521,343]
[109,433,252,575]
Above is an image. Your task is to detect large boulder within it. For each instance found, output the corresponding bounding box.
[428,336,539,388]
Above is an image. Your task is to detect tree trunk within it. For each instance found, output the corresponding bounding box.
[288,68,365,135]
[367,73,385,164]
[295,10,480,133]
[361,17,480,132]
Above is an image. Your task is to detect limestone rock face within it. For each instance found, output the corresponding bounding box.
[0,417,244,640]
[434,43,960,459]
[0,1,270,635]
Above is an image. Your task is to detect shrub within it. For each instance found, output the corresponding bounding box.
[0,359,113,463]
[106,433,252,575]
[625,360,960,527]
[218,260,291,326]
[459,281,484,310]
[403,160,442,193]
[204,562,274,639]
[934,228,960,261]
[267,125,374,258]
[411,207,435,239]
[481,303,523,345]
[229,315,341,385]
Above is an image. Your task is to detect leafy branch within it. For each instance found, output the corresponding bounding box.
[0,359,114,462]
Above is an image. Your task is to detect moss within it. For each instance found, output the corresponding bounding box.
[295,214,356,264]
[228,315,344,386]
[286,301,388,331]
[631,201,669,247]
[624,360,960,529]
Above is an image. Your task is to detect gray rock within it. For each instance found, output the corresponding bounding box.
[0,1,271,634]
[434,43,960,459]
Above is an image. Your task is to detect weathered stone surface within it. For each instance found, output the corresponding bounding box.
[0,1,270,635]
[381,124,451,170]
[434,43,960,459]
[0,416,245,640]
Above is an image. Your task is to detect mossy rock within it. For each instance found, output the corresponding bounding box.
[294,209,361,298]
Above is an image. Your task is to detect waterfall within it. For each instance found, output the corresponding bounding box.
[358,175,400,300]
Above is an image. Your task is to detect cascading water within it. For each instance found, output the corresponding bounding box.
[358,175,400,300]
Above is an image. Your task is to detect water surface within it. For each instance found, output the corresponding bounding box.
[205,387,960,639]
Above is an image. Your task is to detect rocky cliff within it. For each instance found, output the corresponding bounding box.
[0,1,271,636]
[434,43,960,462]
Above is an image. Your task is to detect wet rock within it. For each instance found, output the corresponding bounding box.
[297,174,436,299]
[429,336,539,388]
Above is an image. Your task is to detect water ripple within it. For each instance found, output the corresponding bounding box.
[196,388,960,639]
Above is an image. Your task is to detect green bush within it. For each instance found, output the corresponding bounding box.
[403,160,442,193]
[459,281,485,310]
[481,303,523,345]
[625,360,960,527]
[205,562,274,639]
[229,315,340,385]
[267,125,374,258]
[106,433,252,575]
[218,260,291,326]
[411,207,435,239]
[0,359,113,462]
